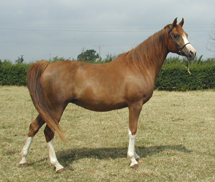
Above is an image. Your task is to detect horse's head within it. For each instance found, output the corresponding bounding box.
[165,18,196,61]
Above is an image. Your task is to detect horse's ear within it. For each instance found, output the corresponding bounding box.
[179,18,184,27]
[164,17,178,30]
[172,17,177,28]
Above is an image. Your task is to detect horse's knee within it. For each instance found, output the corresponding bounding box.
[129,124,138,135]
[129,128,137,135]
[44,126,54,142]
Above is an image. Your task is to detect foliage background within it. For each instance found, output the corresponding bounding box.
[0,55,215,91]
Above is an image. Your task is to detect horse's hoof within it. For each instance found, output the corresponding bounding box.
[136,158,143,163]
[130,164,139,169]
[19,163,28,167]
[56,168,66,173]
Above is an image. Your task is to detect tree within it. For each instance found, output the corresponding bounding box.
[15,55,24,64]
[103,54,117,63]
[207,21,215,56]
[77,49,99,62]
[49,56,68,63]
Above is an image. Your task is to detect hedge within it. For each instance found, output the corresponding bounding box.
[155,62,215,91]
[0,62,31,86]
[0,58,215,91]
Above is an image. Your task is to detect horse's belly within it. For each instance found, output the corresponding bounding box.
[72,98,127,112]
[71,82,127,111]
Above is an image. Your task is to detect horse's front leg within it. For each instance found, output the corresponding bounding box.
[127,102,142,168]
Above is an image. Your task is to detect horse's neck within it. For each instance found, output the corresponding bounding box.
[137,29,168,78]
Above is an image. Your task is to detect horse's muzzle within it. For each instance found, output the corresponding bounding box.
[182,44,196,61]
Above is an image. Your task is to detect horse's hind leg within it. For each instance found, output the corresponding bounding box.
[44,125,65,173]
[43,105,67,173]
[19,115,45,166]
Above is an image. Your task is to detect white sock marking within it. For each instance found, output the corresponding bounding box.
[127,130,138,166]
[19,137,33,164]
[47,139,64,171]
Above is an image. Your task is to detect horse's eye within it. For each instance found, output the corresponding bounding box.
[174,34,180,39]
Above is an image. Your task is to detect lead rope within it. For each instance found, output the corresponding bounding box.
[185,62,215,87]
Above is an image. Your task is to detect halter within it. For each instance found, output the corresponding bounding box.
[168,27,191,54]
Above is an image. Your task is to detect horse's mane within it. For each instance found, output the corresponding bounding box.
[115,28,168,73]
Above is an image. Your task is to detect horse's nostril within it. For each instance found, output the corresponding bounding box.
[190,50,197,56]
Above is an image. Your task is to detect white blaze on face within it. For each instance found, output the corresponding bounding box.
[182,34,196,56]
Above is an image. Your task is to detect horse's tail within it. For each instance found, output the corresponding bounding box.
[27,61,66,142]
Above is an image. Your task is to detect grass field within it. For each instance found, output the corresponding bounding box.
[1,86,215,181]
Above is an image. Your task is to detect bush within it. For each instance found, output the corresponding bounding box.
[155,57,215,91]
[0,57,215,91]
[0,61,31,85]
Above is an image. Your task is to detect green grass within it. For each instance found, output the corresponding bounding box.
[1,86,215,181]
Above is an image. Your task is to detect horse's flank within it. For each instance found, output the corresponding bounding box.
[27,61,66,141]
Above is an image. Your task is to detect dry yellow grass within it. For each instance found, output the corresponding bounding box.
[1,86,215,181]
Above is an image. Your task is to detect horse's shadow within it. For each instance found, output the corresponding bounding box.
[56,145,191,168]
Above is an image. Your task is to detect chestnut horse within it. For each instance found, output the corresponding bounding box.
[20,18,196,172]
